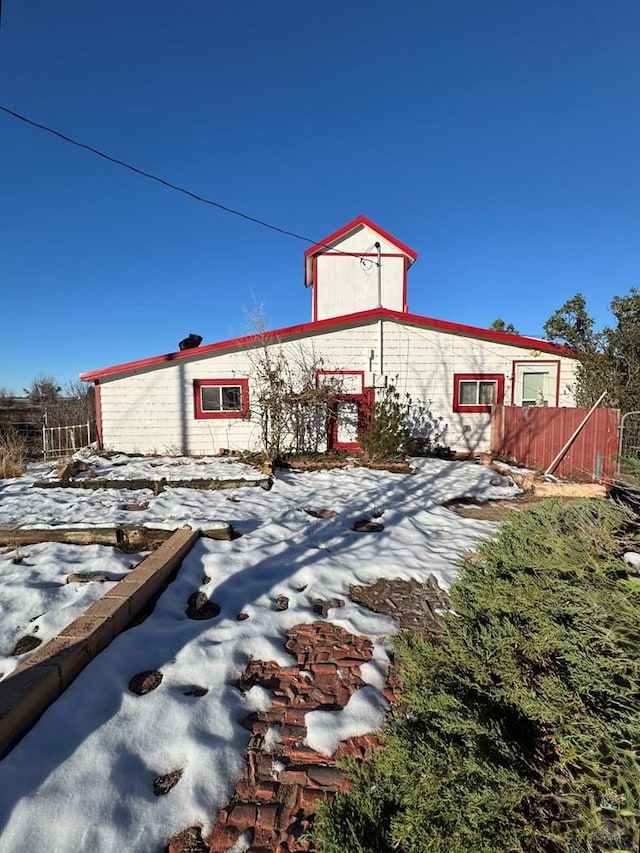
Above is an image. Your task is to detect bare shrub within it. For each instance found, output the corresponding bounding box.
[0,429,27,478]
[246,322,342,460]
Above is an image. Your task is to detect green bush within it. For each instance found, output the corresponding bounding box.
[358,383,411,462]
[313,499,640,852]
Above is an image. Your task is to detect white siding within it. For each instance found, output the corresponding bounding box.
[378,323,578,453]
[316,255,405,320]
[325,224,405,256]
[98,320,578,455]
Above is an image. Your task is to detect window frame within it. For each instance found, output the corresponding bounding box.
[452,373,504,413]
[511,360,560,407]
[193,378,250,420]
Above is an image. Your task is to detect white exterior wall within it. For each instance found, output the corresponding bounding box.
[315,255,405,320]
[378,322,578,453]
[97,320,578,455]
[99,355,260,456]
[325,225,405,256]
[98,326,380,455]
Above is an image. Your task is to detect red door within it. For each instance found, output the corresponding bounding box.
[328,388,374,452]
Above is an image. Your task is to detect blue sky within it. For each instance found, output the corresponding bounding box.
[1,1,638,393]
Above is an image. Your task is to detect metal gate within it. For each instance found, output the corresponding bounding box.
[617,411,640,485]
[42,421,91,460]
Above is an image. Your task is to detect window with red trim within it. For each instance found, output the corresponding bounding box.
[193,379,249,419]
[453,373,504,413]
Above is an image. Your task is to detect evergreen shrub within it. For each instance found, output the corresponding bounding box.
[313,499,640,853]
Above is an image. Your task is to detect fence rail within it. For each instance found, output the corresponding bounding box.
[42,421,91,460]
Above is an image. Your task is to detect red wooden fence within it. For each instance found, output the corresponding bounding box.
[491,405,620,483]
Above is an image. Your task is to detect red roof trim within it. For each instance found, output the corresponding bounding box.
[303,215,418,286]
[80,308,576,382]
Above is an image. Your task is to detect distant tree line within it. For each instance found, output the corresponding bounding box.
[543,288,640,413]
[0,375,95,430]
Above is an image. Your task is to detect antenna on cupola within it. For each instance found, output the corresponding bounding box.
[375,241,382,308]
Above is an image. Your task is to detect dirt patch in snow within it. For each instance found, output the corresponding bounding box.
[349,574,449,635]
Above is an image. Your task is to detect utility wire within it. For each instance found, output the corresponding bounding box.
[0,104,382,264]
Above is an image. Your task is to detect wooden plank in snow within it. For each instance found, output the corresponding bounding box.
[0,523,232,551]
[32,476,272,493]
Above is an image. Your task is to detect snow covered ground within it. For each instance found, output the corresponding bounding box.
[0,455,519,852]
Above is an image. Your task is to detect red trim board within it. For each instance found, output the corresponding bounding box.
[453,373,505,414]
[80,309,576,383]
[193,378,250,420]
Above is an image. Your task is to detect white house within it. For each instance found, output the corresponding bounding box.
[80,215,579,456]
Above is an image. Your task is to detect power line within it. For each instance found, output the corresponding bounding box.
[0,104,381,265]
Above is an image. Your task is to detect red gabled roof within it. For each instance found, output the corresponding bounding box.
[80,308,576,383]
[303,215,419,286]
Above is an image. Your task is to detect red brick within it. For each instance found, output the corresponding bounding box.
[283,709,306,726]
[307,765,346,788]
[335,656,367,669]
[167,825,206,853]
[234,778,253,800]
[259,709,285,724]
[255,752,275,779]
[239,713,260,732]
[284,745,332,765]
[290,623,315,636]
[290,694,315,709]
[313,648,333,663]
[278,782,300,812]
[227,803,257,828]
[256,780,278,801]
[206,822,241,850]
[278,724,306,743]
[299,786,330,813]
[278,667,300,679]
[277,767,308,785]
[257,802,281,830]
[310,662,338,676]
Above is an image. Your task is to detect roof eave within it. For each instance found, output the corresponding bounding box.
[80,309,576,383]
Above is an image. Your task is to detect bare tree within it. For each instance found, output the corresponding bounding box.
[24,374,61,404]
[245,317,343,460]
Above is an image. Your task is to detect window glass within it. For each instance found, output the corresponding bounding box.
[459,380,497,406]
[478,381,497,405]
[222,386,241,411]
[201,386,221,411]
[201,385,242,412]
[459,382,478,406]
[522,373,547,406]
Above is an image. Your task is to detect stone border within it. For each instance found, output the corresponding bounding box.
[0,526,200,759]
